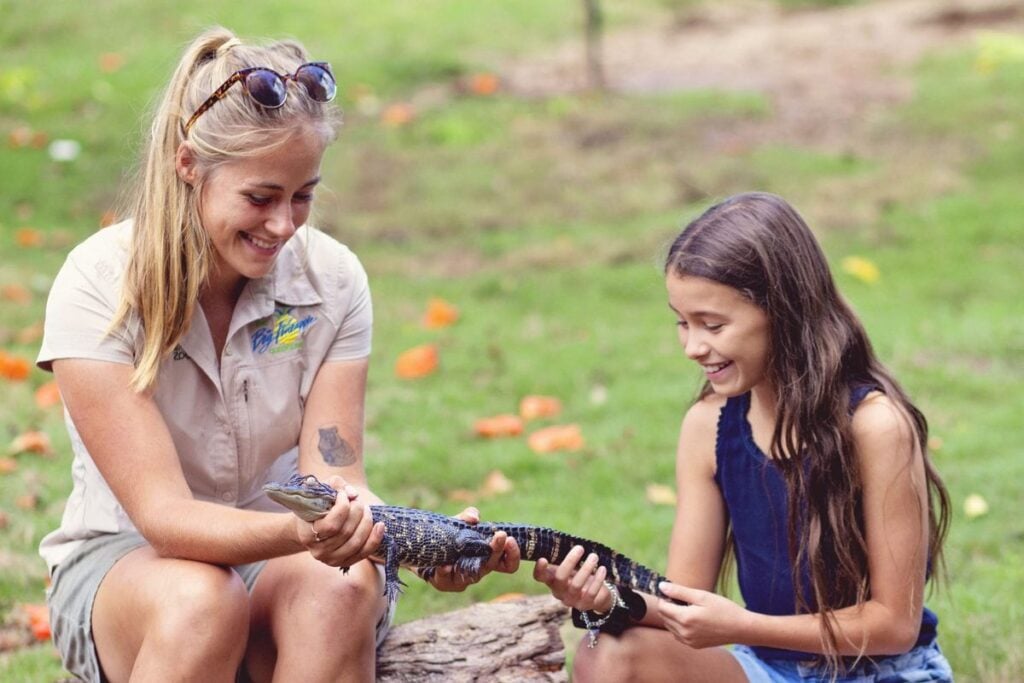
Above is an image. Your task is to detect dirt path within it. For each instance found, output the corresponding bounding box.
[502,0,1024,149]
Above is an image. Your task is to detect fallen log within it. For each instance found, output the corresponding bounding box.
[377,594,569,682]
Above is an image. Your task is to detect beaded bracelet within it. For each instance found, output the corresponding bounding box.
[579,581,628,648]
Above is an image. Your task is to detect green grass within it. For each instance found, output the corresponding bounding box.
[2,3,1023,681]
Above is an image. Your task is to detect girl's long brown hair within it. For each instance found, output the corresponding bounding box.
[665,192,950,666]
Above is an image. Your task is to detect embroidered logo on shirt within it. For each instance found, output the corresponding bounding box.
[251,307,317,355]
[172,345,189,361]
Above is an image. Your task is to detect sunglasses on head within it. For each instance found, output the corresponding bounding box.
[182,62,337,135]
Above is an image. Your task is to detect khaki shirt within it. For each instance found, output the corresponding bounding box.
[37,221,372,571]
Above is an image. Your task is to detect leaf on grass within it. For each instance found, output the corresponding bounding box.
[645,483,677,507]
[963,493,989,520]
[0,284,32,304]
[395,344,439,379]
[489,592,527,603]
[9,431,52,456]
[840,256,880,284]
[0,458,17,474]
[479,469,514,497]
[0,351,31,380]
[422,297,459,329]
[34,381,62,409]
[381,102,416,127]
[519,395,562,421]
[528,424,584,454]
[474,414,524,438]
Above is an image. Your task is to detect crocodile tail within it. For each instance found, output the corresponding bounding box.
[494,524,668,597]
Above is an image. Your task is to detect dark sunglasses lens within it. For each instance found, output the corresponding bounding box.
[295,64,336,102]
[244,70,287,108]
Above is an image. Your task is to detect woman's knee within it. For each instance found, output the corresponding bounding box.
[137,561,251,655]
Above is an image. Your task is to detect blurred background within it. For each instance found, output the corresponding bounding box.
[1,0,1022,679]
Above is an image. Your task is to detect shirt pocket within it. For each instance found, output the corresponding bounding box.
[235,353,308,486]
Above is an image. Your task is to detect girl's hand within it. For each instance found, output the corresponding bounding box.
[300,475,385,568]
[533,545,614,613]
[426,507,522,592]
[656,582,751,649]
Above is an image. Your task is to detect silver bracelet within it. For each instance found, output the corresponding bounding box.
[581,581,627,648]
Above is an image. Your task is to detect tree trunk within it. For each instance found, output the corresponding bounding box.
[582,0,607,91]
[377,595,569,682]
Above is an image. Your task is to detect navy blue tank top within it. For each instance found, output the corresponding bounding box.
[713,386,938,660]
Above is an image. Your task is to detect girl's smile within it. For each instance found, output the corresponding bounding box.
[666,274,771,398]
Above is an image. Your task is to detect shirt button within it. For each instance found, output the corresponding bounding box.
[224,348,233,356]
[221,491,235,502]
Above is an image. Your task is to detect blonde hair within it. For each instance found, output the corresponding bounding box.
[112,27,341,392]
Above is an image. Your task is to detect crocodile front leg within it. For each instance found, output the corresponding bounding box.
[381,536,405,606]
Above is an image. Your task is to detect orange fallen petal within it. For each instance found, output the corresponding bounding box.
[15,321,44,345]
[34,381,62,409]
[15,493,38,510]
[395,344,439,379]
[479,469,514,497]
[10,431,52,455]
[519,395,562,421]
[489,592,527,603]
[381,102,415,127]
[422,297,460,329]
[8,126,33,148]
[15,228,43,248]
[446,488,479,504]
[99,52,124,73]
[474,414,524,439]
[528,424,585,454]
[468,72,500,96]
[20,604,51,641]
[0,284,32,304]
[0,352,31,380]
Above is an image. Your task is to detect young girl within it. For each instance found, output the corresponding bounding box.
[534,192,952,681]
[38,28,518,682]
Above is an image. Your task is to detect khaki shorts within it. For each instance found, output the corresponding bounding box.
[47,531,394,682]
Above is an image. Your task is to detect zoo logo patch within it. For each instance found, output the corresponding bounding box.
[251,307,317,355]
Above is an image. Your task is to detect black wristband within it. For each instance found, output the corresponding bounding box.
[571,586,646,636]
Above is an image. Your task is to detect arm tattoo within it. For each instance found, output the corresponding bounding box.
[317,426,357,466]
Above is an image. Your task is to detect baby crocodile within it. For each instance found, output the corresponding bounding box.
[263,474,670,607]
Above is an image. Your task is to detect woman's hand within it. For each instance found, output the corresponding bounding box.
[424,507,522,592]
[656,582,752,649]
[298,475,385,568]
[533,545,614,613]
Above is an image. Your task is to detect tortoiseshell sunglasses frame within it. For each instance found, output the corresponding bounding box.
[182,61,335,135]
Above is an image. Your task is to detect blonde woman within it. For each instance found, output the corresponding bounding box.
[37,28,520,682]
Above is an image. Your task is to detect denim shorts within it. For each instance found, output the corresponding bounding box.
[47,531,394,682]
[729,642,953,683]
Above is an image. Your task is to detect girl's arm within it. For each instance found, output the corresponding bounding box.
[659,394,931,655]
[534,396,729,625]
[53,359,305,565]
